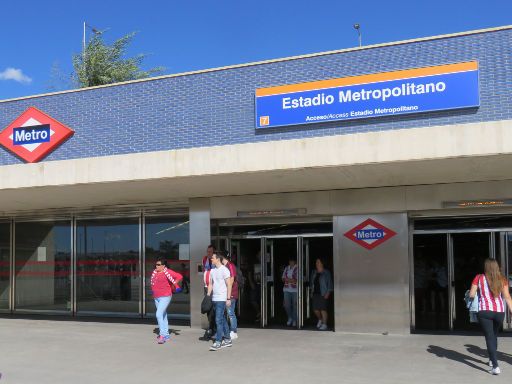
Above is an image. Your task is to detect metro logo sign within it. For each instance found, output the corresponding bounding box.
[344,218,397,250]
[0,107,74,163]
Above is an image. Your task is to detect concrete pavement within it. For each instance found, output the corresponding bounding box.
[1,318,512,383]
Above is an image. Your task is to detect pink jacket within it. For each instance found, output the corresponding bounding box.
[151,267,183,298]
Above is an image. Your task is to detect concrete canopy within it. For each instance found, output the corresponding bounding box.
[0,119,511,215]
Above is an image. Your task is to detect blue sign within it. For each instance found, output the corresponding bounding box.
[255,62,479,129]
[13,124,51,145]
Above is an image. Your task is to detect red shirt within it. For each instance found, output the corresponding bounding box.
[472,274,506,312]
[226,261,239,300]
[151,268,183,298]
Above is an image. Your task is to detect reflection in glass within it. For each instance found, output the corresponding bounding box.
[15,221,71,311]
[0,223,9,310]
[145,217,189,318]
[76,218,140,314]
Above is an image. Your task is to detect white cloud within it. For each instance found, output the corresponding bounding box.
[0,67,32,84]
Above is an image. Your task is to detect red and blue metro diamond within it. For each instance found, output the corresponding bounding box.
[344,218,397,250]
[0,107,74,163]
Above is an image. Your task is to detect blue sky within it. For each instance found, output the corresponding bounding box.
[0,0,510,100]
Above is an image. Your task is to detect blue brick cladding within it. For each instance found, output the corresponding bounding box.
[0,28,511,165]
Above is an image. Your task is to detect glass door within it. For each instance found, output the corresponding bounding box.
[264,237,299,328]
[227,233,332,330]
[230,238,262,327]
[450,233,491,330]
[301,236,334,329]
[413,234,449,331]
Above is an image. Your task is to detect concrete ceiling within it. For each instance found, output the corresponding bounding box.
[2,153,512,215]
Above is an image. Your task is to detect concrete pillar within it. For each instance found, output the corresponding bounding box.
[189,198,211,328]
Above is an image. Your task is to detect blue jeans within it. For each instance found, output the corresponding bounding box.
[283,291,297,322]
[154,295,172,337]
[213,301,230,342]
[227,298,238,332]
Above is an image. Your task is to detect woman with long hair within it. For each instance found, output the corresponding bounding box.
[469,258,512,375]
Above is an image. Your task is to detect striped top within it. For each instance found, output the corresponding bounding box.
[282,264,298,292]
[151,267,182,298]
[472,274,506,312]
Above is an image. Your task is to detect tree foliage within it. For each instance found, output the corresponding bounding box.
[72,32,164,88]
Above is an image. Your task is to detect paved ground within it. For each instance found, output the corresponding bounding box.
[2,318,512,383]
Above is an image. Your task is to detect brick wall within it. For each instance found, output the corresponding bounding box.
[0,28,510,165]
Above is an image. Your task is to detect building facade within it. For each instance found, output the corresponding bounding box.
[0,26,511,334]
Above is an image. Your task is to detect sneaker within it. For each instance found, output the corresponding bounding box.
[230,331,238,340]
[287,319,292,326]
[200,330,211,341]
[292,321,297,327]
[316,320,323,329]
[157,336,167,344]
[156,335,170,341]
[221,339,232,348]
[488,361,493,368]
[491,367,501,375]
[209,342,222,351]
[318,324,328,331]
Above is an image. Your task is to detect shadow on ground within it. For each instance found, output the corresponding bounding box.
[153,327,181,336]
[427,345,488,373]
[465,344,512,365]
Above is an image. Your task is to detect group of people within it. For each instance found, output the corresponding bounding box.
[149,243,334,350]
[281,257,333,330]
[202,245,239,351]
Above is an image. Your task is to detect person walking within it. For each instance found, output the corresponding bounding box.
[207,253,233,351]
[311,258,333,331]
[469,258,512,375]
[150,257,183,344]
[200,245,217,341]
[282,258,298,327]
[222,251,239,339]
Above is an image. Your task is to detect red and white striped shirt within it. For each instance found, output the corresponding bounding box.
[151,267,182,298]
[472,274,506,312]
[282,264,298,292]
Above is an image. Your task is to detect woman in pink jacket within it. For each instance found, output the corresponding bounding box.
[150,257,182,344]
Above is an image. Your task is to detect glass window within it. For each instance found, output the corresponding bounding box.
[76,218,140,314]
[145,217,189,319]
[15,220,71,311]
[0,223,10,310]
[413,234,449,331]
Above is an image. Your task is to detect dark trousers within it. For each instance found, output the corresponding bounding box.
[204,287,216,334]
[477,310,505,368]
[207,305,216,332]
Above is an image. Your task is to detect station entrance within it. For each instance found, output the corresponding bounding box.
[413,216,512,332]
[213,221,334,330]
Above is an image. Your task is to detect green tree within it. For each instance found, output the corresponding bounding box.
[72,32,164,88]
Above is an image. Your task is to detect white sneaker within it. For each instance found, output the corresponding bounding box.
[488,360,493,368]
[491,367,501,375]
[316,320,322,329]
[318,324,328,331]
[230,331,238,340]
[286,319,292,326]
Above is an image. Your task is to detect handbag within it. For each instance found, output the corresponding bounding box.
[464,274,481,323]
[201,295,213,314]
